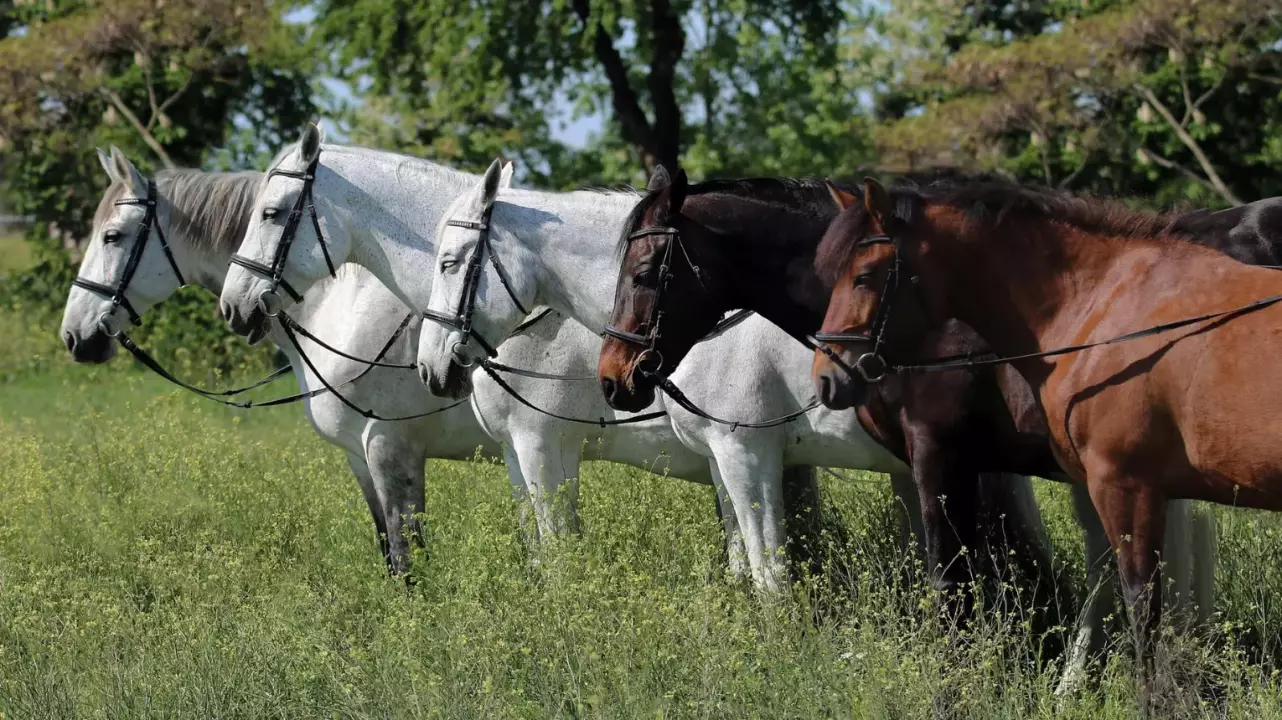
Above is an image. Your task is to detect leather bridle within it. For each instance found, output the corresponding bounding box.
[72,179,185,336]
[602,225,703,377]
[228,152,337,316]
[808,233,898,383]
[420,204,530,364]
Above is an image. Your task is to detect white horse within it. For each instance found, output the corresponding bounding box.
[61,147,716,574]
[412,162,1217,686]
[60,147,505,574]
[213,127,825,569]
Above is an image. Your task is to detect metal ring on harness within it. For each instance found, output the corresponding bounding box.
[98,311,123,338]
[854,352,887,383]
[633,348,664,378]
[258,289,283,318]
[451,340,477,368]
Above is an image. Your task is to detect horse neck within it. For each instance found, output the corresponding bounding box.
[923,207,1169,369]
[685,193,834,339]
[501,189,640,331]
[323,146,478,313]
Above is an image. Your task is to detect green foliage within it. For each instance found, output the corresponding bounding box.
[0,0,315,370]
[870,0,1282,207]
[312,0,871,187]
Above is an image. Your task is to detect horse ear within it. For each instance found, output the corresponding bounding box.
[826,180,859,211]
[97,148,117,182]
[109,145,148,197]
[298,122,322,164]
[647,165,671,192]
[669,168,689,211]
[481,158,504,208]
[863,176,894,226]
[499,160,515,189]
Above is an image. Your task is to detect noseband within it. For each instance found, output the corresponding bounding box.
[808,233,898,383]
[602,225,702,376]
[72,180,185,335]
[421,205,530,363]
[228,152,337,314]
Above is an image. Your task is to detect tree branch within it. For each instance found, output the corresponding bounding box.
[1137,146,1214,193]
[99,88,176,169]
[1132,83,1242,206]
[1057,146,1093,190]
[571,0,658,170]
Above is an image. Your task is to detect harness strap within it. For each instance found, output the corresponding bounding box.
[651,373,820,431]
[279,317,467,422]
[479,362,668,428]
[888,292,1282,374]
[279,312,417,369]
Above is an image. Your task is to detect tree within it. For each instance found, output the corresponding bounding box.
[311,0,867,186]
[869,0,1282,207]
[0,0,316,248]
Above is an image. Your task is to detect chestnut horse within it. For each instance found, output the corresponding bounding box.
[812,178,1282,699]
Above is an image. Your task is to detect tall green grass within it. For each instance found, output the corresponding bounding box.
[3,307,1282,718]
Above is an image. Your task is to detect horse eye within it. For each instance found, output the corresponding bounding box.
[262,208,279,220]
[632,265,655,285]
[103,230,122,244]
[854,273,874,287]
[441,258,459,272]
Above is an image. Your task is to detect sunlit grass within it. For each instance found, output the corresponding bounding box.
[4,307,1282,718]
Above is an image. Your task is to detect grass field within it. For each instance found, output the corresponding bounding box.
[5,290,1282,717]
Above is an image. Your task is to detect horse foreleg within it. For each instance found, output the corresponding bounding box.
[1088,477,1165,714]
[1058,483,1116,697]
[507,433,582,539]
[889,471,926,560]
[346,451,391,566]
[1192,505,1216,624]
[710,460,749,581]
[909,437,980,625]
[363,424,429,577]
[710,439,788,593]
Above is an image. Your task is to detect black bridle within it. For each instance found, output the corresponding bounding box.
[808,233,898,383]
[421,205,530,363]
[602,225,704,377]
[228,153,337,316]
[71,180,185,335]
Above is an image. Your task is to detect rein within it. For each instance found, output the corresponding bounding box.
[810,232,1282,379]
[884,293,1282,374]
[110,311,415,410]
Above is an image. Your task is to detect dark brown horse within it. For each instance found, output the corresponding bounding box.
[812,178,1282,700]
[598,170,1072,623]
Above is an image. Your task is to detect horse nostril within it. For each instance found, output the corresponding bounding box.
[600,377,618,403]
[417,363,430,386]
[819,374,834,405]
[219,300,234,324]
[63,331,76,353]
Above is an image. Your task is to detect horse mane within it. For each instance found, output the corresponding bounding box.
[93,169,264,256]
[815,179,1201,285]
[615,176,851,257]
